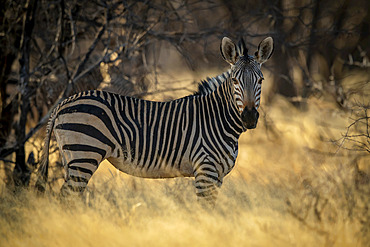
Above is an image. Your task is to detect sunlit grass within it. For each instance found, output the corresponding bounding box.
[1,76,369,247]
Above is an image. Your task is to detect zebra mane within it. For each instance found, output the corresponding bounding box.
[194,70,231,96]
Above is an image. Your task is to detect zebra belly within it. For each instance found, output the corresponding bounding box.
[107,157,194,179]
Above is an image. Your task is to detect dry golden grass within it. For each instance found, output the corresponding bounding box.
[0,73,369,247]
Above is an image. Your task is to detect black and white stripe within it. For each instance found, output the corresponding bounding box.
[36,37,273,206]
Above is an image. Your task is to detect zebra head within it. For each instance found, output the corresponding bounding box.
[220,36,273,130]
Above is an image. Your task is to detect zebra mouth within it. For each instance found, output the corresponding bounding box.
[241,107,259,130]
[243,121,257,130]
[243,121,257,131]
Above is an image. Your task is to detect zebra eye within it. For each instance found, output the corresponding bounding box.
[258,78,264,84]
[232,78,239,84]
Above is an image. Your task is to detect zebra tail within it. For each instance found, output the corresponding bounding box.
[35,109,57,193]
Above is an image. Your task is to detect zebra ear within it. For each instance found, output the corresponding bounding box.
[255,37,274,64]
[220,37,238,65]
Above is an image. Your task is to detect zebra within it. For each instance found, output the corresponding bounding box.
[36,36,273,206]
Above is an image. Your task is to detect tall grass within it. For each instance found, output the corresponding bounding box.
[1,78,369,247]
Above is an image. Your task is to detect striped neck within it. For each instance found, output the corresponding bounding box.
[194,70,231,96]
[193,70,246,134]
[209,76,245,134]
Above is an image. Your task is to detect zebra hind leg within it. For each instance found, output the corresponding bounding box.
[60,158,101,197]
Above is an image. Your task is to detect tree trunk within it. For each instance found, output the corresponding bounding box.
[302,0,320,99]
[271,0,297,99]
[13,0,38,187]
[0,0,19,149]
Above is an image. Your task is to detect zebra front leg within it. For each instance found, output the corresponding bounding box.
[194,162,223,208]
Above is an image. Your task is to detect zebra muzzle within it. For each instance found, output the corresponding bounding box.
[241,107,259,129]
